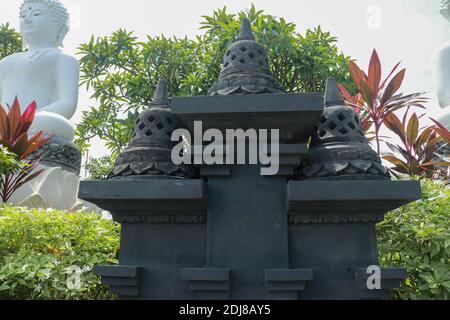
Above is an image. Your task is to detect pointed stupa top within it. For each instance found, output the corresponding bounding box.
[324,77,345,108]
[108,79,196,179]
[236,18,255,41]
[208,18,284,95]
[301,77,390,180]
[151,79,170,107]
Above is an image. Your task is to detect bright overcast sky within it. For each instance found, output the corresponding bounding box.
[0,0,448,158]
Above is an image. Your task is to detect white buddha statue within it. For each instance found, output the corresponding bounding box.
[435,0,450,129]
[0,0,79,142]
[0,0,99,211]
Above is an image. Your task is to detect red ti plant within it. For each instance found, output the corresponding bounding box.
[383,110,450,179]
[337,49,428,155]
[0,97,52,202]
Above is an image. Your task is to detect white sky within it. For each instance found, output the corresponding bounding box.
[1,0,448,158]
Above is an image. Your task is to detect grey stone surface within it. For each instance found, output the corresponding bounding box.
[108,80,196,180]
[79,23,423,300]
[287,179,420,299]
[83,179,207,300]
[94,266,142,298]
[171,93,324,143]
[301,78,390,180]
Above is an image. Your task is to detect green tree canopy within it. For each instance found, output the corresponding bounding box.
[75,5,355,157]
[0,23,22,60]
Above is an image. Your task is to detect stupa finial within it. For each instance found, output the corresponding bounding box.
[151,79,169,107]
[324,77,345,108]
[236,18,255,41]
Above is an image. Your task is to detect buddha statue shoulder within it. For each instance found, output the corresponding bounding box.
[0,0,79,142]
[434,0,450,129]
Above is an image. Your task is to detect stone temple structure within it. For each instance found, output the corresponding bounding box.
[80,19,422,300]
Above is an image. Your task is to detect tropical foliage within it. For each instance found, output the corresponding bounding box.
[338,49,449,179]
[377,179,450,300]
[0,98,51,202]
[338,49,428,155]
[84,156,115,180]
[383,111,450,179]
[0,206,120,300]
[0,23,22,60]
[0,146,23,177]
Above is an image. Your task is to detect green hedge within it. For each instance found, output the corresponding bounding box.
[0,180,448,300]
[377,179,450,300]
[0,206,120,300]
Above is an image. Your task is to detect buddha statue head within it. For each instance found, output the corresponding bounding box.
[19,0,70,49]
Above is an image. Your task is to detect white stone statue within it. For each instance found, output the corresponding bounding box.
[434,0,450,129]
[0,0,79,142]
[0,0,100,212]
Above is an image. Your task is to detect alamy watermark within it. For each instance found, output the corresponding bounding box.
[65,265,90,290]
[366,265,382,290]
[171,121,281,176]
[366,4,382,30]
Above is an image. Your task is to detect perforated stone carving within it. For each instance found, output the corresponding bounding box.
[301,78,390,180]
[208,19,284,96]
[108,80,196,179]
[35,137,82,174]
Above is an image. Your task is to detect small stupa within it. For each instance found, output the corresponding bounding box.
[108,80,196,179]
[301,78,390,180]
[208,19,285,96]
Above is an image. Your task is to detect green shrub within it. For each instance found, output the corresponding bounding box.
[85,156,115,180]
[377,179,450,300]
[0,206,120,300]
[0,146,23,177]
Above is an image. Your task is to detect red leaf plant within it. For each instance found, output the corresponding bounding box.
[0,97,52,202]
[383,109,450,179]
[338,49,428,155]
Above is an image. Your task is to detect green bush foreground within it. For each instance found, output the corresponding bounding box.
[0,207,120,300]
[377,179,450,300]
[0,180,448,300]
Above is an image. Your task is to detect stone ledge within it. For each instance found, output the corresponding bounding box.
[94,265,142,298]
[287,180,422,221]
[181,268,230,300]
[265,269,314,300]
[79,179,207,223]
[355,268,407,300]
[171,93,324,143]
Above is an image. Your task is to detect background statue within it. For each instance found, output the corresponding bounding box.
[0,0,79,142]
[0,0,95,211]
[434,0,450,129]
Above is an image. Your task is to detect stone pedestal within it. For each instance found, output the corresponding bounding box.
[80,179,207,299]
[79,22,422,299]
[79,92,422,300]
[6,137,100,212]
[287,180,419,299]
[9,164,80,210]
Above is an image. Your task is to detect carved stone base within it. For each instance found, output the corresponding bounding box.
[35,137,82,175]
[7,164,102,212]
